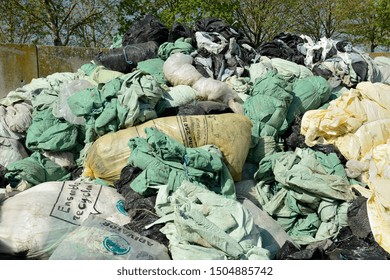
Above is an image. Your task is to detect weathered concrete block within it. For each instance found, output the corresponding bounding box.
[0,44,38,99]
[37,45,103,77]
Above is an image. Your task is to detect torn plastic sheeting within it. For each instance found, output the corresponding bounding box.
[191,17,259,81]
[0,102,33,140]
[259,33,306,65]
[256,148,355,202]
[26,108,83,152]
[0,72,76,108]
[157,100,233,118]
[155,85,198,115]
[153,181,271,260]
[5,151,71,187]
[373,56,390,84]
[127,127,235,198]
[193,32,250,81]
[243,70,292,139]
[0,137,29,167]
[0,165,7,188]
[113,165,169,247]
[67,70,164,142]
[157,37,195,61]
[117,70,164,127]
[248,56,313,83]
[77,64,124,85]
[269,57,313,82]
[366,179,390,254]
[52,79,93,125]
[176,100,233,116]
[296,36,379,88]
[137,57,167,85]
[84,113,252,184]
[252,148,354,245]
[286,75,331,125]
[121,14,169,47]
[0,181,130,259]
[242,198,299,259]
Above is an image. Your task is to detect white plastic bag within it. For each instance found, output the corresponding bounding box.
[52,79,93,125]
[0,180,130,259]
[49,215,171,260]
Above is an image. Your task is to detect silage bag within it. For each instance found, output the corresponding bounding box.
[84,113,252,184]
[0,181,130,259]
[49,215,171,260]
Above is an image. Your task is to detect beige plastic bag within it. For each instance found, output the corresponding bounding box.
[366,179,390,254]
[84,113,252,184]
[163,53,244,114]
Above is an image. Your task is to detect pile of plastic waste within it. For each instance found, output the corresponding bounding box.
[1,15,390,260]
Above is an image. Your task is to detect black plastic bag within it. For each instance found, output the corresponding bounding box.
[114,166,169,247]
[0,164,8,188]
[168,22,195,43]
[122,14,169,46]
[94,41,159,73]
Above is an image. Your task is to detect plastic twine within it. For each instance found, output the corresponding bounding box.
[123,45,142,65]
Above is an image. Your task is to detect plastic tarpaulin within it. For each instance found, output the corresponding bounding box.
[127,127,235,198]
[152,181,271,260]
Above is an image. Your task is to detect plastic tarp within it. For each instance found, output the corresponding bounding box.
[0,102,33,140]
[127,127,235,198]
[301,82,390,162]
[67,70,164,142]
[26,108,83,152]
[253,148,355,245]
[152,181,271,260]
[158,37,195,61]
[5,151,71,187]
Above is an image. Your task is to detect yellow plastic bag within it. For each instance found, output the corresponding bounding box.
[301,82,390,160]
[366,179,390,254]
[84,113,252,184]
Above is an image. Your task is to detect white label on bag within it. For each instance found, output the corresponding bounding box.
[49,181,102,225]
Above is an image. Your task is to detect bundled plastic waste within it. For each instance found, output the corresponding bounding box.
[1,14,390,260]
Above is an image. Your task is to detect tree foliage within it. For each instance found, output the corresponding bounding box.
[288,0,346,41]
[340,0,390,51]
[0,0,389,51]
[0,0,42,44]
[117,0,236,34]
[0,0,119,47]
[231,0,296,46]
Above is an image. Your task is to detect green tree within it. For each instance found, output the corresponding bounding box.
[341,0,390,52]
[117,0,236,34]
[289,0,346,41]
[117,0,297,47]
[0,0,119,47]
[231,0,296,46]
[0,0,42,44]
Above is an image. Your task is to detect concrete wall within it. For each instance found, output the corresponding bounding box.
[0,44,105,99]
[0,44,38,99]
